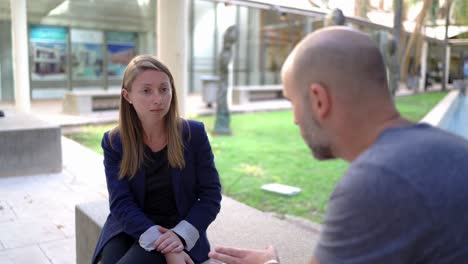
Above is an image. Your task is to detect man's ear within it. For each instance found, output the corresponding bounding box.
[308,83,330,120]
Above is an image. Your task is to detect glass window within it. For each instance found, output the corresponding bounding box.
[191,0,320,90]
[29,25,68,81]
[0,0,13,101]
[191,0,217,93]
[70,28,103,80]
[107,31,137,79]
[26,0,156,99]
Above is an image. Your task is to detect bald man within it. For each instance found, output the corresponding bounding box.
[209,27,468,264]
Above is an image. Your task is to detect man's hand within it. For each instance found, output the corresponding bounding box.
[155,226,184,254]
[209,245,279,264]
[165,251,194,264]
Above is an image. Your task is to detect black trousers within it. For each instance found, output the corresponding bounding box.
[101,233,167,264]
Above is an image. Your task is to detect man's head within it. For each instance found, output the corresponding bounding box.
[282,27,397,161]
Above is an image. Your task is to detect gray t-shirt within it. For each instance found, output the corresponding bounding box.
[315,124,468,264]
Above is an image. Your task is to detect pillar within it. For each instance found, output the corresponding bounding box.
[419,41,428,92]
[444,46,451,87]
[157,0,188,117]
[10,0,31,112]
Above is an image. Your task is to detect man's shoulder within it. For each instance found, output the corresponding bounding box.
[339,123,468,213]
[373,123,467,152]
[358,124,468,170]
[320,124,468,263]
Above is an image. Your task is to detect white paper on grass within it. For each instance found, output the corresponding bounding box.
[261,183,301,196]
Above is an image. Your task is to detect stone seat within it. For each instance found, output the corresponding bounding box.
[0,112,61,177]
[62,90,121,115]
[232,85,283,105]
[75,196,320,264]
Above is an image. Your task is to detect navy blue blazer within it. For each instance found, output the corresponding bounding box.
[92,120,222,264]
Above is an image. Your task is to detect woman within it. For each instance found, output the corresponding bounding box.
[92,55,222,264]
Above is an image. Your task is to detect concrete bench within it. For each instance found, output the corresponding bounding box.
[62,90,121,115]
[232,85,283,105]
[75,197,320,264]
[0,112,62,177]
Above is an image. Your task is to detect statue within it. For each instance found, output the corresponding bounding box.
[214,25,237,135]
[323,8,346,27]
[370,31,398,94]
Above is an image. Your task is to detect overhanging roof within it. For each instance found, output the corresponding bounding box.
[214,0,467,46]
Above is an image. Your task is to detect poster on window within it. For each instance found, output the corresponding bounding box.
[71,29,104,79]
[107,32,137,78]
[29,25,68,80]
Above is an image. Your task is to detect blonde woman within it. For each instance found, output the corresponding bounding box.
[92,55,222,264]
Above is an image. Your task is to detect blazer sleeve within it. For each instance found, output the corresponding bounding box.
[180,122,222,235]
[102,132,157,239]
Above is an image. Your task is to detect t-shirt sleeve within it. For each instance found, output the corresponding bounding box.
[314,162,433,264]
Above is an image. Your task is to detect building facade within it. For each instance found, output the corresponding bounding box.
[0,0,328,102]
[1,0,462,104]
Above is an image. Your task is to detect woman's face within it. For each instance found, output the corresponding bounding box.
[123,69,172,123]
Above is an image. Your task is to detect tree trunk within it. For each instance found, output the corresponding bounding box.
[413,29,424,75]
[390,0,403,95]
[354,0,369,17]
[400,0,432,82]
[441,0,453,91]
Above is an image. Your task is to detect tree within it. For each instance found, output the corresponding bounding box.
[399,0,468,89]
[391,0,403,95]
[400,0,432,82]
[354,0,370,17]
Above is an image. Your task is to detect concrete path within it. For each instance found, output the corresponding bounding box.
[0,87,448,263]
[0,118,320,263]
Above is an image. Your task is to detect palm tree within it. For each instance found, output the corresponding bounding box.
[399,0,468,88]
[354,0,370,17]
[452,0,468,25]
[391,0,403,95]
[400,0,433,82]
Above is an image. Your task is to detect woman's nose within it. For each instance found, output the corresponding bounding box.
[153,93,162,104]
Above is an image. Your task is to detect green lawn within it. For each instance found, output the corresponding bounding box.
[67,91,447,223]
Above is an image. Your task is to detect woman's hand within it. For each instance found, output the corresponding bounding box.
[164,251,194,264]
[155,226,184,254]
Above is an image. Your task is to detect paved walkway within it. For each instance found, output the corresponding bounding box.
[0,94,320,264]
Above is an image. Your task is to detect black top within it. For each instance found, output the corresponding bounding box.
[143,145,179,228]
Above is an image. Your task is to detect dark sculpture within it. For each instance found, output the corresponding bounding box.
[324,8,346,27]
[371,31,398,94]
[214,25,237,135]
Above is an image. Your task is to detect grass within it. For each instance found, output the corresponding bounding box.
[67,91,447,223]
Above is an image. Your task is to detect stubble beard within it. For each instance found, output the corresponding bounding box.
[303,118,335,161]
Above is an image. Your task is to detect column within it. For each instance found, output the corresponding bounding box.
[418,41,428,93]
[444,46,451,87]
[304,17,314,34]
[10,0,31,112]
[157,0,188,117]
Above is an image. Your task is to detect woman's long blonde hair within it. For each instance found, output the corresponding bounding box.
[109,55,185,179]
